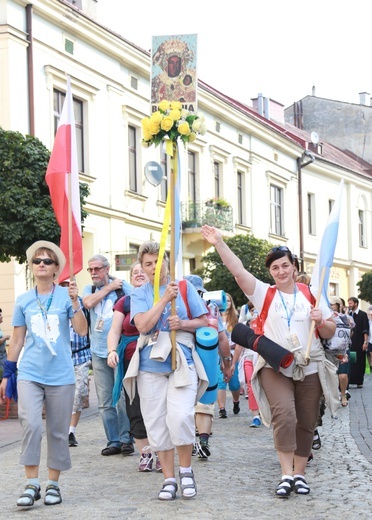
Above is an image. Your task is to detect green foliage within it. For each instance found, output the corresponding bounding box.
[0,127,89,264]
[196,233,275,308]
[357,272,372,303]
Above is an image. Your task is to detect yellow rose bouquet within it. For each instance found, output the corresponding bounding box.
[141,100,207,147]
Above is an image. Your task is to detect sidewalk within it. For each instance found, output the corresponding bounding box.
[1,376,372,519]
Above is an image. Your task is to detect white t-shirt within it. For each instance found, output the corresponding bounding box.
[247,280,332,377]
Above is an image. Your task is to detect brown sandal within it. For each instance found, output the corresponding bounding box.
[341,395,348,407]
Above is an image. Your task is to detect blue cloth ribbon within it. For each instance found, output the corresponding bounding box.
[112,335,138,406]
[3,360,18,402]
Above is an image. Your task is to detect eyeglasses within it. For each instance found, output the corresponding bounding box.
[267,246,290,256]
[32,258,56,266]
[87,266,105,274]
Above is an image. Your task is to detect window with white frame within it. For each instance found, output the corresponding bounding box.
[237,170,244,225]
[307,193,316,235]
[213,161,221,198]
[53,89,84,172]
[359,209,366,247]
[188,151,197,220]
[270,184,284,236]
[128,125,138,192]
[160,147,169,202]
[188,151,197,203]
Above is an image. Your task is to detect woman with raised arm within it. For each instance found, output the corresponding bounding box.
[0,241,87,508]
[201,225,337,498]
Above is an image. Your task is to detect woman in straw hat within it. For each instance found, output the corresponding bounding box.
[0,241,87,508]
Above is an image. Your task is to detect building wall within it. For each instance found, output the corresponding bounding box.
[0,0,371,313]
[285,96,372,165]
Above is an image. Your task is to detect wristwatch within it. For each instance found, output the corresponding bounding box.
[222,356,232,362]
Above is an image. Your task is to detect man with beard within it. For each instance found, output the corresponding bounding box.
[348,296,369,388]
[83,255,133,456]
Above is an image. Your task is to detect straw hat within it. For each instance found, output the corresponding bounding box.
[329,296,342,306]
[26,240,66,275]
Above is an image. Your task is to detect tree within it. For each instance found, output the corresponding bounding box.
[357,272,372,303]
[196,233,276,308]
[0,127,89,264]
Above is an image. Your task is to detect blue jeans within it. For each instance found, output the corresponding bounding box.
[92,353,132,447]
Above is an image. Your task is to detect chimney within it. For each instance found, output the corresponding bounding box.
[263,97,270,120]
[359,92,370,106]
[257,93,264,116]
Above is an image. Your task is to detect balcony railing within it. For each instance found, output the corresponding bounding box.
[181,201,233,232]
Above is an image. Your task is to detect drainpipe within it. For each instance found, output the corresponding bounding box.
[297,150,315,272]
[26,4,35,136]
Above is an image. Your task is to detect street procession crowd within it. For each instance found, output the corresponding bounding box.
[0,224,369,507]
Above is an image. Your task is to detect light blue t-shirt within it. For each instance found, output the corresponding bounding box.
[12,285,75,385]
[131,279,207,372]
[83,280,132,358]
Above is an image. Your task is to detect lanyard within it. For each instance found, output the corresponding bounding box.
[278,285,297,332]
[100,295,109,317]
[35,284,56,332]
[35,284,56,317]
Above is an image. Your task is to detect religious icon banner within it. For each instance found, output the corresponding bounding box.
[151,34,198,113]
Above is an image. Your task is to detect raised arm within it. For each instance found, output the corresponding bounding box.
[201,225,256,296]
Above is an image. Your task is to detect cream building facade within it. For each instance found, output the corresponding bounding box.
[0,0,372,335]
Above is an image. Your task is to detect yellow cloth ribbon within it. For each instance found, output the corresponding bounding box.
[153,141,177,304]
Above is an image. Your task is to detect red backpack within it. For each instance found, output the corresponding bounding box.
[179,279,215,323]
[254,283,316,335]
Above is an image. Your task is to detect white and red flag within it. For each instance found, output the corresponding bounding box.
[46,76,82,281]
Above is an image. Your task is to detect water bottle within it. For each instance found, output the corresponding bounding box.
[207,302,219,331]
[250,310,260,334]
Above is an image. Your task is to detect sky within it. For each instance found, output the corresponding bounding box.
[97,0,372,109]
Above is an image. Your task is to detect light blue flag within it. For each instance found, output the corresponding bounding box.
[310,179,344,304]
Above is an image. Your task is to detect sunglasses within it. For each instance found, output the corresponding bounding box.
[32,258,56,266]
[267,246,290,256]
[87,266,105,274]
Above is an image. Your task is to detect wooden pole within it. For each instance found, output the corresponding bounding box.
[67,172,74,281]
[170,142,177,370]
[305,266,327,362]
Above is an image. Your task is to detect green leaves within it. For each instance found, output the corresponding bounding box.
[357,272,372,303]
[196,233,275,307]
[0,128,89,264]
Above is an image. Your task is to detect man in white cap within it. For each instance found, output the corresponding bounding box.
[59,278,91,448]
[184,275,232,460]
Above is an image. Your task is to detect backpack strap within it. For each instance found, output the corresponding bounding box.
[259,283,316,331]
[259,286,277,330]
[179,279,192,320]
[296,282,316,306]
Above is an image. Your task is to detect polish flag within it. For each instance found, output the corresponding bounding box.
[46,76,83,281]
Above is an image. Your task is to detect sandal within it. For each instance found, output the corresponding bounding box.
[179,470,197,499]
[312,429,321,450]
[275,477,293,498]
[44,484,62,505]
[294,476,310,495]
[158,480,178,501]
[341,395,349,407]
[17,484,41,507]
[101,446,121,456]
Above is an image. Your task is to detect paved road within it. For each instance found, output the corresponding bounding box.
[1,376,372,519]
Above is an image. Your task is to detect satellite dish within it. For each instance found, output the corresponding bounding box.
[310,131,319,144]
[144,161,163,186]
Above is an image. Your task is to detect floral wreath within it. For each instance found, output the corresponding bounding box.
[141,100,207,148]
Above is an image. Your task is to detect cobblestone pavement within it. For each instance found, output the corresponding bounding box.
[1,376,372,519]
